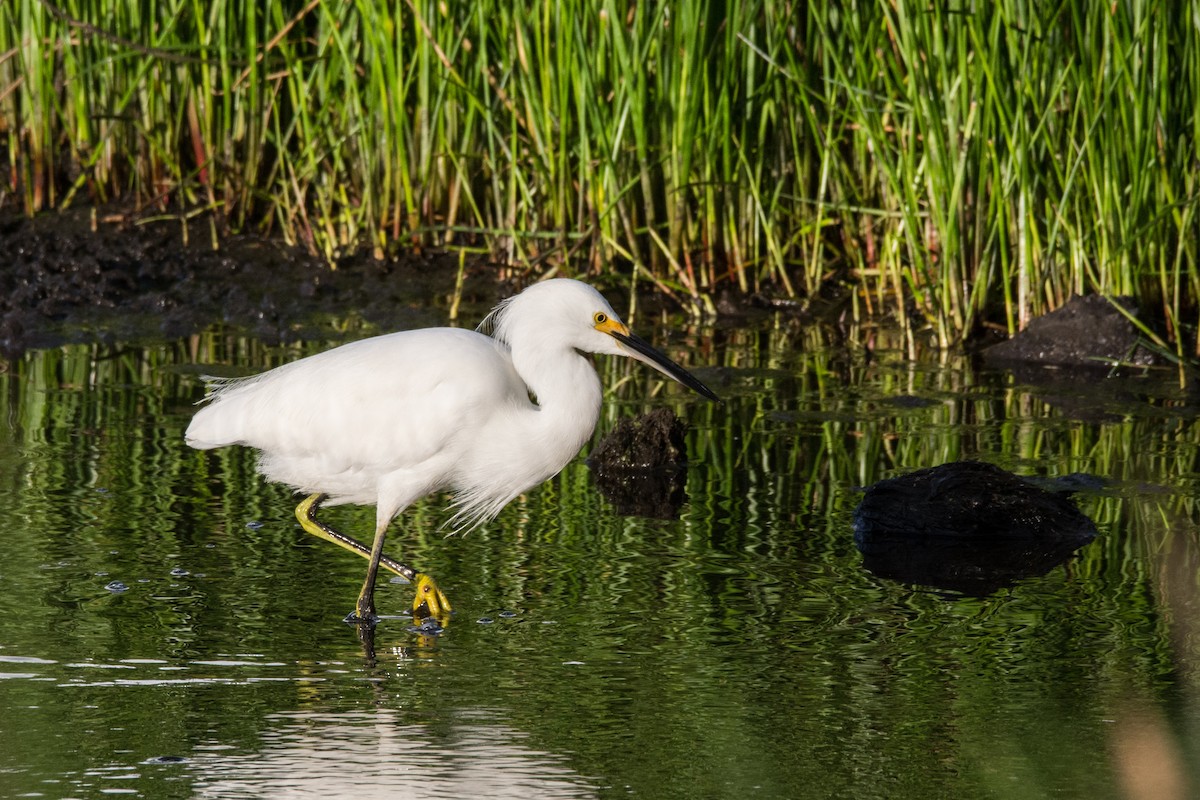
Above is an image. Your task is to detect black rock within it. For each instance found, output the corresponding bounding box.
[982,294,1156,368]
[853,461,1099,595]
[587,408,689,519]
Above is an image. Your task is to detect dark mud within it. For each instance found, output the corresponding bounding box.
[0,207,504,356]
[0,206,786,361]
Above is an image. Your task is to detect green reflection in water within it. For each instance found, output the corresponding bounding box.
[0,325,1198,799]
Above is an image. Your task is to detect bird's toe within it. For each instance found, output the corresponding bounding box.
[412,573,452,621]
[344,608,381,626]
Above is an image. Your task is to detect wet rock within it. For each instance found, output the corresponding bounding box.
[587,408,689,519]
[982,294,1157,368]
[406,617,445,635]
[854,461,1099,541]
[590,407,687,469]
[853,461,1098,596]
[143,755,189,764]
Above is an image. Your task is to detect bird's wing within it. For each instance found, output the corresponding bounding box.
[187,328,527,481]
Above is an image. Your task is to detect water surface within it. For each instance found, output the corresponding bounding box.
[1,319,1198,798]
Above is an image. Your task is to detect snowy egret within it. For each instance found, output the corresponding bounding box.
[185,279,718,624]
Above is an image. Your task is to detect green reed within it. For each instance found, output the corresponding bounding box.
[2,1,1198,346]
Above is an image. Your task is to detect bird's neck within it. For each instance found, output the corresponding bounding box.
[512,345,603,451]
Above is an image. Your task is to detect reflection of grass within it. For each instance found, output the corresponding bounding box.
[3,328,1200,796]
[3,2,1199,344]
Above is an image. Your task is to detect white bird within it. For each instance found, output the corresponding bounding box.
[185,279,718,624]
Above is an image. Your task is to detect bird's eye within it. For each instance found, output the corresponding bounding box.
[593,312,608,325]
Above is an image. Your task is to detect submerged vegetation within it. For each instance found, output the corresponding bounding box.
[2,1,1199,346]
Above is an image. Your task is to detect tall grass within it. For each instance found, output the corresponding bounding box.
[1,1,1198,346]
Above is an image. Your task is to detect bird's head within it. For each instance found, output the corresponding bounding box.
[484,279,719,401]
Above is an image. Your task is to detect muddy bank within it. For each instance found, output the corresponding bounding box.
[0,207,504,356]
[0,206,1168,373]
[0,206,835,359]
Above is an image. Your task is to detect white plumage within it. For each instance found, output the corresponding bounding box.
[185,278,717,622]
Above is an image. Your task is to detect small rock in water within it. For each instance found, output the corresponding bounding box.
[477,617,494,625]
[852,461,1099,596]
[589,408,687,469]
[407,618,445,635]
[498,610,518,618]
[169,568,189,577]
[586,408,690,519]
[104,580,129,593]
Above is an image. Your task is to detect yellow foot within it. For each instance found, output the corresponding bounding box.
[412,573,452,622]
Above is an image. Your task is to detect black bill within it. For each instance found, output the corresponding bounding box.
[610,330,720,402]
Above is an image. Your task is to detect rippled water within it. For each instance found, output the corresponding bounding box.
[2,319,1199,798]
